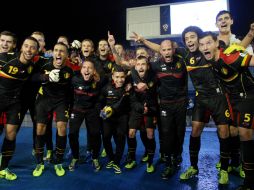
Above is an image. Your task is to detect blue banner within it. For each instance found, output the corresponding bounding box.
[160,5,171,35]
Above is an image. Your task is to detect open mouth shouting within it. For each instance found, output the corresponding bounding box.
[83,49,90,57]
[203,51,213,60]
[99,48,107,56]
[54,57,64,68]
[138,68,145,77]
[83,71,92,81]
[164,55,172,62]
[187,43,196,52]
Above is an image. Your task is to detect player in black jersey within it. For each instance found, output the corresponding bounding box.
[130,28,231,184]
[0,36,39,180]
[199,31,254,190]
[0,31,17,135]
[68,59,102,172]
[100,65,130,174]
[108,31,160,165]
[93,39,115,86]
[80,38,109,158]
[131,39,188,179]
[178,27,231,185]
[31,31,54,161]
[215,11,254,178]
[124,56,157,173]
[32,42,73,177]
[153,40,188,179]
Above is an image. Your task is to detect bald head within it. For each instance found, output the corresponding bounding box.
[160,40,173,48]
[160,40,174,63]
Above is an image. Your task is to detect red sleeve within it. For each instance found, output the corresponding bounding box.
[66,59,81,71]
[220,48,252,68]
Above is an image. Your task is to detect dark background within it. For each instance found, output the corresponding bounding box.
[1,0,253,49]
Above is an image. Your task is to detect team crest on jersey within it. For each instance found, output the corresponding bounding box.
[176,62,181,69]
[196,56,201,62]
[221,67,228,75]
[92,82,96,89]
[27,66,33,74]
[108,62,112,70]
[64,72,70,79]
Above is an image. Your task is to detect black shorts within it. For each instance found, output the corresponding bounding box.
[129,111,156,130]
[0,98,21,125]
[192,95,231,125]
[35,95,69,124]
[229,96,254,129]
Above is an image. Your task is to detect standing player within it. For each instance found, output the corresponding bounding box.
[199,31,254,190]
[68,59,102,172]
[130,28,232,184]
[32,42,73,177]
[100,65,130,174]
[125,56,157,173]
[130,39,188,179]
[31,31,54,161]
[215,10,254,177]
[0,31,17,135]
[0,37,39,180]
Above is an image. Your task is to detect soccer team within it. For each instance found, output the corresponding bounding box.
[0,10,254,190]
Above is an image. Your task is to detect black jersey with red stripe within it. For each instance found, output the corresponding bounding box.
[211,48,254,97]
[150,54,187,101]
[176,48,224,97]
[72,73,101,111]
[0,52,34,98]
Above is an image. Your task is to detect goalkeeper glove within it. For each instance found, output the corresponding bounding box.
[71,40,81,49]
[49,69,60,82]
[100,106,113,120]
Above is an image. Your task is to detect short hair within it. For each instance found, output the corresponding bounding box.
[31,31,45,39]
[136,47,147,53]
[115,44,124,48]
[58,35,69,41]
[136,55,148,62]
[54,42,69,52]
[81,39,94,49]
[112,64,126,74]
[57,36,69,44]
[199,31,217,41]
[23,36,40,50]
[182,26,203,44]
[0,31,17,44]
[82,57,95,66]
[216,10,232,22]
